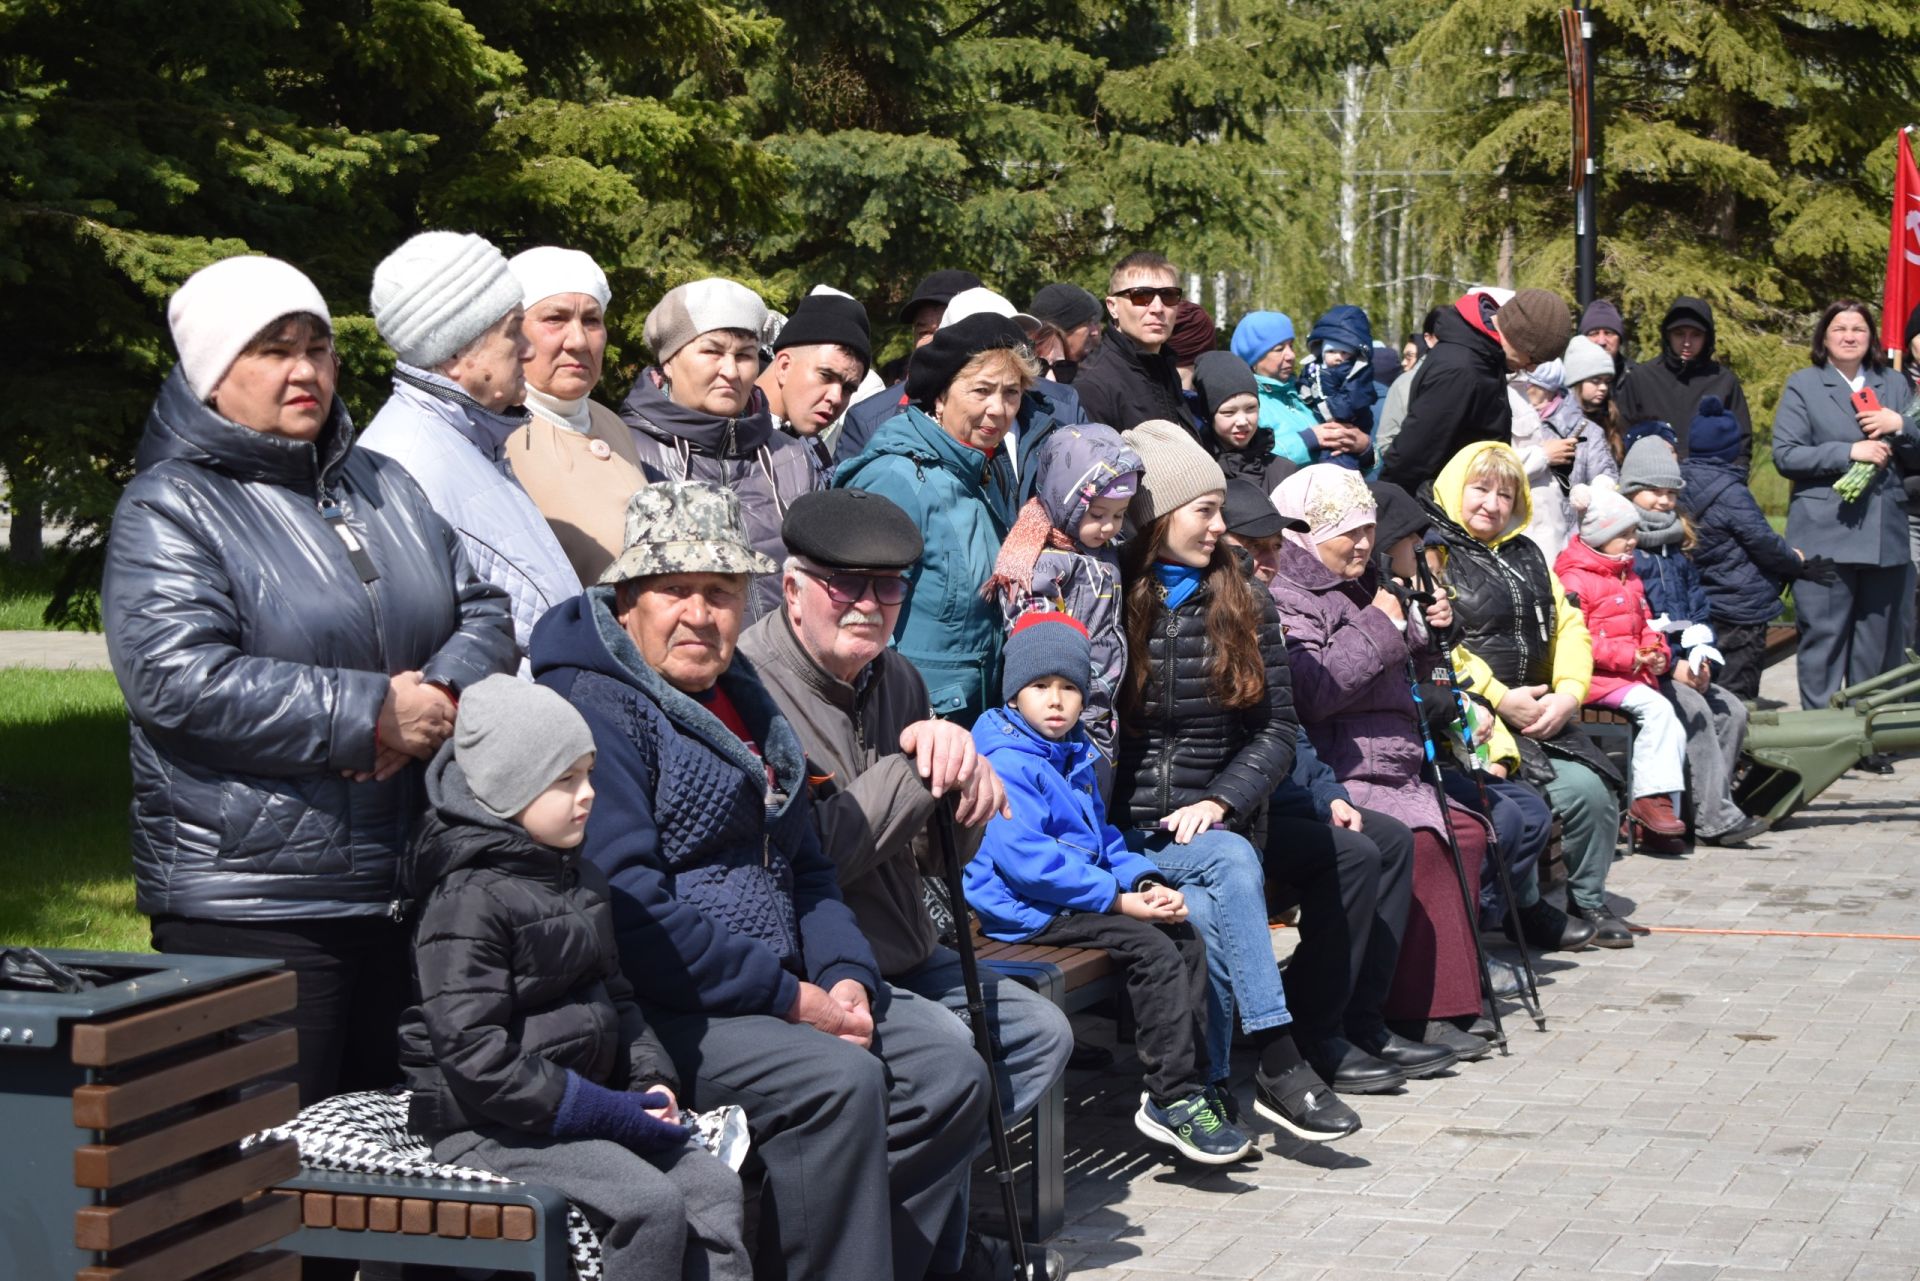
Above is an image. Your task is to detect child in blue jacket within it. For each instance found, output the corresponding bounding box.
[966,613,1259,1166]
[1297,305,1381,472]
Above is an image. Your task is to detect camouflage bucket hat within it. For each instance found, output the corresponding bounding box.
[598,481,777,585]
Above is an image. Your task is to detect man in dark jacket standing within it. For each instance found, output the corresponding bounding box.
[1073,250,1201,432]
[1378,287,1572,493]
[530,481,987,1281]
[1614,295,1752,460]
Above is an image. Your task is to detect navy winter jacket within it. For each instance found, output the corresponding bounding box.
[1267,729,1353,823]
[1303,305,1381,431]
[1632,542,1714,636]
[529,589,881,1019]
[1682,456,1804,626]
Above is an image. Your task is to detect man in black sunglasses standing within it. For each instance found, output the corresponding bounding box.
[739,488,1075,1280]
[1073,250,1203,434]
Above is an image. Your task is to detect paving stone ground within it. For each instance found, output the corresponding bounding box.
[1040,660,1920,1281]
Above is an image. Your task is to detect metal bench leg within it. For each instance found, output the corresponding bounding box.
[979,959,1067,1242]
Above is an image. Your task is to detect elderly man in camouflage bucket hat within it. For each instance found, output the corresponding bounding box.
[528,480,991,1281]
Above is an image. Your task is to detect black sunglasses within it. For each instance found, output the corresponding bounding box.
[1112,286,1183,307]
[795,565,910,606]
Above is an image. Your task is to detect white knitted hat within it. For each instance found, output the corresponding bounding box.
[1560,334,1615,386]
[643,278,767,364]
[167,256,332,399]
[509,246,611,310]
[370,231,523,369]
[939,286,1039,331]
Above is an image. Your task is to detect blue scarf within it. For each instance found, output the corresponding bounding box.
[1154,561,1204,611]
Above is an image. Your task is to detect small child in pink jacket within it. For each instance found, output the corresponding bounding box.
[1554,479,1689,840]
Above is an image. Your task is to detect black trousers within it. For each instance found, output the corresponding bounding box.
[1262,809,1414,1045]
[1026,912,1209,1106]
[1716,621,1770,701]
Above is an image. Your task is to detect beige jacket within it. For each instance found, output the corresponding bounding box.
[505,399,649,587]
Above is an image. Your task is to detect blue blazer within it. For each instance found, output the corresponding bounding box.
[1771,363,1919,566]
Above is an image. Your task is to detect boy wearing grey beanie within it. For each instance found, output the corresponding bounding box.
[399,674,753,1281]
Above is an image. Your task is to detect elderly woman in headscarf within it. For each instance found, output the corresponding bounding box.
[1265,465,1493,1059]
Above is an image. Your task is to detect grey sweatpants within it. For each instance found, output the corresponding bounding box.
[432,1128,750,1281]
[1667,678,1749,836]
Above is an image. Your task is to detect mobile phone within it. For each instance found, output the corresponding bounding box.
[1852,387,1882,415]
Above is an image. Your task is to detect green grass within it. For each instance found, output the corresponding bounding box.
[0,668,148,951]
[0,552,93,631]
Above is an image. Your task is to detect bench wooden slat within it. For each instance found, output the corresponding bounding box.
[469,1202,501,1239]
[400,1198,435,1234]
[435,1200,470,1237]
[333,1195,367,1231]
[74,1084,298,1190]
[75,1190,298,1281]
[501,1205,537,1241]
[71,972,298,1068]
[368,1197,400,1233]
[73,1030,298,1130]
[301,1192,333,1229]
[74,1139,299,1251]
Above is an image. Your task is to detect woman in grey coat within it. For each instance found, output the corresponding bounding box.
[103,256,516,1114]
[1772,301,1920,709]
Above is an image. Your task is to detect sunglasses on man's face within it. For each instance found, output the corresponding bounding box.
[1112,286,1183,308]
[796,565,910,606]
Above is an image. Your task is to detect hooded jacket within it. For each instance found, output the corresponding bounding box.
[836,406,1017,723]
[1553,536,1668,704]
[964,708,1164,942]
[1512,390,1617,561]
[398,748,675,1141]
[360,365,580,668]
[1613,298,1752,460]
[1072,326,1199,433]
[618,369,824,620]
[1254,373,1325,466]
[1378,293,1513,492]
[529,588,881,1018]
[1682,454,1804,625]
[103,369,516,922]
[1301,305,1381,432]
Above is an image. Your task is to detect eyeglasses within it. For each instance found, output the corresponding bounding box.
[1112,286,1183,308]
[795,565,910,606]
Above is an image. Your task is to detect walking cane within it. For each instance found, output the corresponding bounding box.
[931,798,1049,1281]
[1412,554,1547,1031]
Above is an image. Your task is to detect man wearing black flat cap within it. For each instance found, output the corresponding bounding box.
[1029,282,1105,382]
[761,290,873,473]
[738,489,1073,1281]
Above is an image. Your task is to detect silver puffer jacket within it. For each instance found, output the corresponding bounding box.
[103,367,516,921]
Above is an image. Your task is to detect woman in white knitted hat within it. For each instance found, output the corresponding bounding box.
[501,246,649,586]
[359,231,582,665]
[102,255,516,1126]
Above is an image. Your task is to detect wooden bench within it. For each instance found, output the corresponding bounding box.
[1578,706,1636,854]
[282,1168,575,1279]
[1762,624,1798,670]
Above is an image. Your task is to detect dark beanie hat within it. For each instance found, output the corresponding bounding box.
[1368,481,1430,551]
[897,269,982,323]
[1579,298,1625,336]
[1165,300,1218,365]
[1191,350,1260,423]
[905,313,1029,410]
[1002,611,1093,703]
[1494,288,1573,364]
[1682,396,1743,464]
[1030,283,1102,332]
[773,293,872,370]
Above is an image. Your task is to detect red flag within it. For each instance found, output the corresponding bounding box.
[1884,128,1920,364]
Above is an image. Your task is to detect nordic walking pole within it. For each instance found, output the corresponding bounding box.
[931,797,1048,1281]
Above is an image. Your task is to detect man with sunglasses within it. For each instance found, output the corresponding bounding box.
[740,488,1074,1279]
[1072,250,1202,434]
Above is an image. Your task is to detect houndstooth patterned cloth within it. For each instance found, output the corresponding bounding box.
[248,1089,604,1281]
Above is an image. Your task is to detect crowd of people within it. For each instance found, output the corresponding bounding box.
[101,232,1920,1281]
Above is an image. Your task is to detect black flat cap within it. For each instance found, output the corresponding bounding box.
[1368,480,1430,550]
[782,489,924,571]
[1223,478,1302,539]
[897,269,984,323]
[905,313,1029,410]
[773,293,873,370]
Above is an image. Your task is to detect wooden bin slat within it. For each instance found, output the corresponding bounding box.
[71,971,298,1068]
[76,1190,299,1281]
[73,1030,298,1130]
[74,1139,299,1251]
[74,1084,298,1190]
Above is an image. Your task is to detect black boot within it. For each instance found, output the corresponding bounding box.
[1507,898,1596,953]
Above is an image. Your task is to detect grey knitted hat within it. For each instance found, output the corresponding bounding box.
[371,231,523,369]
[1573,481,1640,549]
[1121,419,1228,527]
[1618,437,1685,495]
[644,278,768,365]
[454,675,598,821]
[1002,612,1093,703]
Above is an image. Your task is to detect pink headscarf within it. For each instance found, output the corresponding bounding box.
[1271,464,1377,552]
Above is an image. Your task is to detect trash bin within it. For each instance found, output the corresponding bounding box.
[0,947,302,1281]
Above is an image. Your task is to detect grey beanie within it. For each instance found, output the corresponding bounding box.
[371,231,524,369]
[1003,612,1093,703]
[644,278,768,365]
[1121,419,1228,527]
[454,675,598,820]
[1618,437,1685,495]
[1572,481,1640,549]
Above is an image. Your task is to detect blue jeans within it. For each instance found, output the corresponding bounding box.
[1125,828,1291,1083]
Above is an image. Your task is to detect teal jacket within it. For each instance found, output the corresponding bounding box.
[1255,374,1323,466]
[835,407,1016,723]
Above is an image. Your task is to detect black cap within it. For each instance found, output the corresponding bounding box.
[781,490,924,571]
[905,313,1030,410]
[1367,481,1429,550]
[1029,283,1102,331]
[897,270,984,324]
[773,293,872,371]
[1192,350,1259,423]
[1223,478,1301,538]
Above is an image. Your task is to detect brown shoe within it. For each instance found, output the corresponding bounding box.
[1628,795,1686,836]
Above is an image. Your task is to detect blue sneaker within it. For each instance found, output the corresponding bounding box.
[1134,1090,1255,1165]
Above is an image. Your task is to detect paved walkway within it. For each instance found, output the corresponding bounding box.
[0,629,110,669]
[1045,661,1920,1281]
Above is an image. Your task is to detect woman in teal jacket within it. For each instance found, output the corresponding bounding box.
[836,314,1029,722]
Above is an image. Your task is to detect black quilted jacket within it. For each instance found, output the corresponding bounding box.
[1112,565,1298,846]
[398,747,676,1142]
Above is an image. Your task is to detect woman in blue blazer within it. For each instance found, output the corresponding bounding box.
[1771,301,1920,709]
